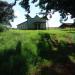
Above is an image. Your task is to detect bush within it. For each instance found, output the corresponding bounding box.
[0,25,4,32]
[0,25,8,32]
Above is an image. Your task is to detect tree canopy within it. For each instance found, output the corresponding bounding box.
[20,0,75,19]
[0,0,75,25]
[0,0,17,25]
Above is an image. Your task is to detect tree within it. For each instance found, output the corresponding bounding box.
[0,0,17,25]
[19,0,30,13]
[1,0,74,25]
[20,0,75,19]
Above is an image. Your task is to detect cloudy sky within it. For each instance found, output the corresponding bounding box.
[1,0,74,28]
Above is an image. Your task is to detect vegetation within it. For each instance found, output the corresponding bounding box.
[0,0,18,25]
[20,0,75,19]
[1,0,75,25]
[0,24,9,32]
[0,0,75,75]
[0,29,75,75]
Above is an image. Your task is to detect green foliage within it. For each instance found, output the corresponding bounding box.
[20,0,75,19]
[0,25,4,32]
[19,0,30,13]
[0,0,17,25]
[0,24,8,32]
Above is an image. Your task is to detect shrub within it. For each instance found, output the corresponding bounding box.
[0,25,4,32]
[0,24,8,32]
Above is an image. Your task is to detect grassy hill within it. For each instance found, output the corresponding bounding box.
[0,29,75,75]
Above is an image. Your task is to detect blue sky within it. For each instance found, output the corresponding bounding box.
[1,0,74,28]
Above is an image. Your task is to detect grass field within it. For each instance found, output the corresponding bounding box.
[0,29,75,50]
[0,29,75,75]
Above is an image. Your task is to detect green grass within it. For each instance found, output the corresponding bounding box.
[0,29,75,75]
[0,29,75,62]
[0,28,75,51]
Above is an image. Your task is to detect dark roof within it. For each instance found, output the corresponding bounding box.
[17,15,46,26]
[41,16,48,20]
[34,15,40,18]
[17,21,27,26]
[60,23,75,28]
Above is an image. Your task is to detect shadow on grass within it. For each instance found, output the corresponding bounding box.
[1,33,75,75]
[38,66,59,75]
[0,41,28,75]
[37,33,75,75]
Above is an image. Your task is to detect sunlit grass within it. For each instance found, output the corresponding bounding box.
[0,29,75,51]
[0,29,75,75]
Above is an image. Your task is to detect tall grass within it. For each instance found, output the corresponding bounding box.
[0,29,75,75]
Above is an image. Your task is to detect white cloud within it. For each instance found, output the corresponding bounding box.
[46,12,61,27]
[46,12,74,27]
[14,10,21,17]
